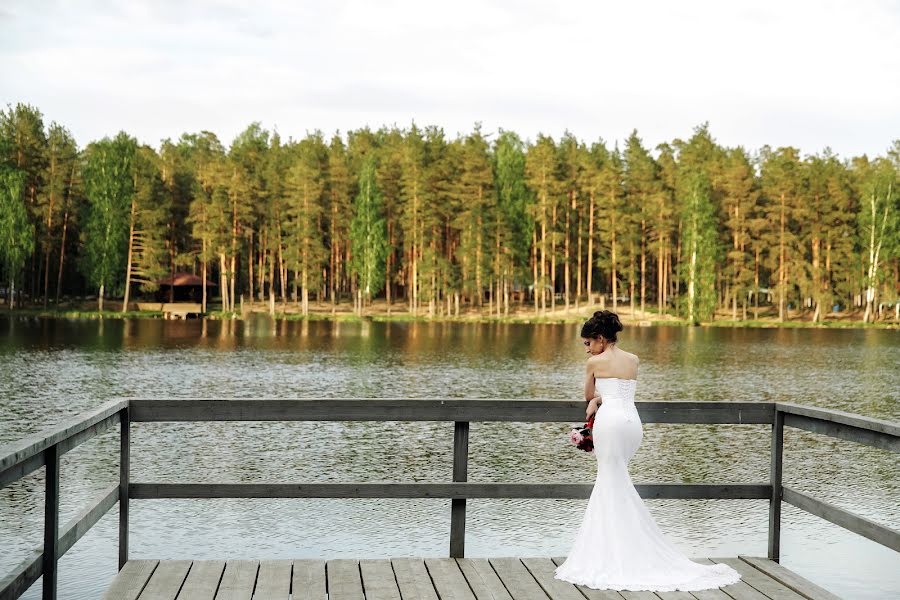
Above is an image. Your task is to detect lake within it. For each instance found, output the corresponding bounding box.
[0,316,898,599]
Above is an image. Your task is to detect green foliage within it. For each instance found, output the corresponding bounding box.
[492,130,532,277]
[677,170,719,324]
[2,103,899,325]
[350,156,388,301]
[80,132,137,296]
[0,166,35,289]
[284,134,328,290]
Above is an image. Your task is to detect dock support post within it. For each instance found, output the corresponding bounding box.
[42,445,59,600]
[119,406,130,570]
[768,407,784,561]
[450,421,469,558]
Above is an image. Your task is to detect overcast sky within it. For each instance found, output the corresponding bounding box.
[2,0,899,158]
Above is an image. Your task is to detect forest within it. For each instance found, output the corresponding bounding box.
[0,102,898,324]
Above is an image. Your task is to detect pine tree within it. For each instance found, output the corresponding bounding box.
[452,126,493,309]
[525,134,560,314]
[622,130,662,316]
[720,147,759,320]
[122,145,170,311]
[760,146,804,321]
[39,123,78,306]
[595,144,625,311]
[284,134,327,315]
[182,131,228,313]
[325,134,352,306]
[557,132,584,312]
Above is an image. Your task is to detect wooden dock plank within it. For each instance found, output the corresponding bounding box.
[550,556,625,600]
[654,592,695,600]
[710,558,806,600]
[138,560,191,599]
[521,557,586,600]
[488,557,549,600]
[691,558,766,600]
[176,560,225,600]
[619,591,659,600]
[737,557,841,600]
[101,560,159,600]
[99,557,841,600]
[252,560,292,600]
[291,560,326,600]
[359,559,402,600]
[326,559,364,600]
[215,560,258,600]
[424,558,475,600]
[456,558,514,600]
[391,558,439,600]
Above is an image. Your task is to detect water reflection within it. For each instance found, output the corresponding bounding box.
[0,316,898,599]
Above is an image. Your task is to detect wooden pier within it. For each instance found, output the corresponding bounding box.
[1,399,898,600]
[104,555,842,600]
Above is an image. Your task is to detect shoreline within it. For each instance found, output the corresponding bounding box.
[1,306,898,330]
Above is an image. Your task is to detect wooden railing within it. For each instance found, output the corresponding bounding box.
[1,399,897,600]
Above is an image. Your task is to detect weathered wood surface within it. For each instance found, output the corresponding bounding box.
[781,485,900,552]
[128,399,775,424]
[0,484,118,600]
[98,555,843,600]
[129,482,771,500]
[782,411,900,453]
[0,399,125,483]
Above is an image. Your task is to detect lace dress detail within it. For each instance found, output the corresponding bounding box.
[554,377,742,592]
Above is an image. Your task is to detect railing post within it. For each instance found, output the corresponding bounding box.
[768,407,784,562]
[119,406,130,570]
[42,444,59,600]
[449,421,469,558]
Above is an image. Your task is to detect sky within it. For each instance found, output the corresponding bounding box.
[2,0,899,158]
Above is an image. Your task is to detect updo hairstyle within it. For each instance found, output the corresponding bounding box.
[580,310,623,342]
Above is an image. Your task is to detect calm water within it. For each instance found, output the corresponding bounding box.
[0,316,898,599]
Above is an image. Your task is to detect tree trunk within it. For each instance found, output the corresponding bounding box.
[778,192,786,322]
[55,206,69,307]
[587,191,595,304]
[550,202,557,312]
[219,253,229,312]
[122,197,137,313]
[532,229,539,314]
[201,242,207,314]
[640,218,646,315]
[611,206,618,312]
[248,229,254,308]
[564,192,571,312]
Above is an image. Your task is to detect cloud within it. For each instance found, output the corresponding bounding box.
[1,0,899,156]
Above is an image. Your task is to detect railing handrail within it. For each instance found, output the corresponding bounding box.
[0,399,127,474]
[0,398,897,600]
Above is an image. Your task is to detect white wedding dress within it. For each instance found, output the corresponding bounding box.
[554,377,742,591]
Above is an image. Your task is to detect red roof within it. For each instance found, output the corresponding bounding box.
[156,272,218,287]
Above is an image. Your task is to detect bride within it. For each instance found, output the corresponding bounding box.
[554,310,742,592]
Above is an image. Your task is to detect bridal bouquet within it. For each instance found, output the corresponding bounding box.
[569,414,595,453]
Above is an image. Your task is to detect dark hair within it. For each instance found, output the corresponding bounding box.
[580,310,623,342]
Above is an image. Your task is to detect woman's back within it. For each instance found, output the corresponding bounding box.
[589,346,640,381]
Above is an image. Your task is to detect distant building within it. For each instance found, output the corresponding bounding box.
[154,272,218,302]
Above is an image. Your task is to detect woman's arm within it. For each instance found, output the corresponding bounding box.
[584,359,596,402]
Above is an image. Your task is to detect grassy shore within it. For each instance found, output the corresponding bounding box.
[3,301,898,329]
